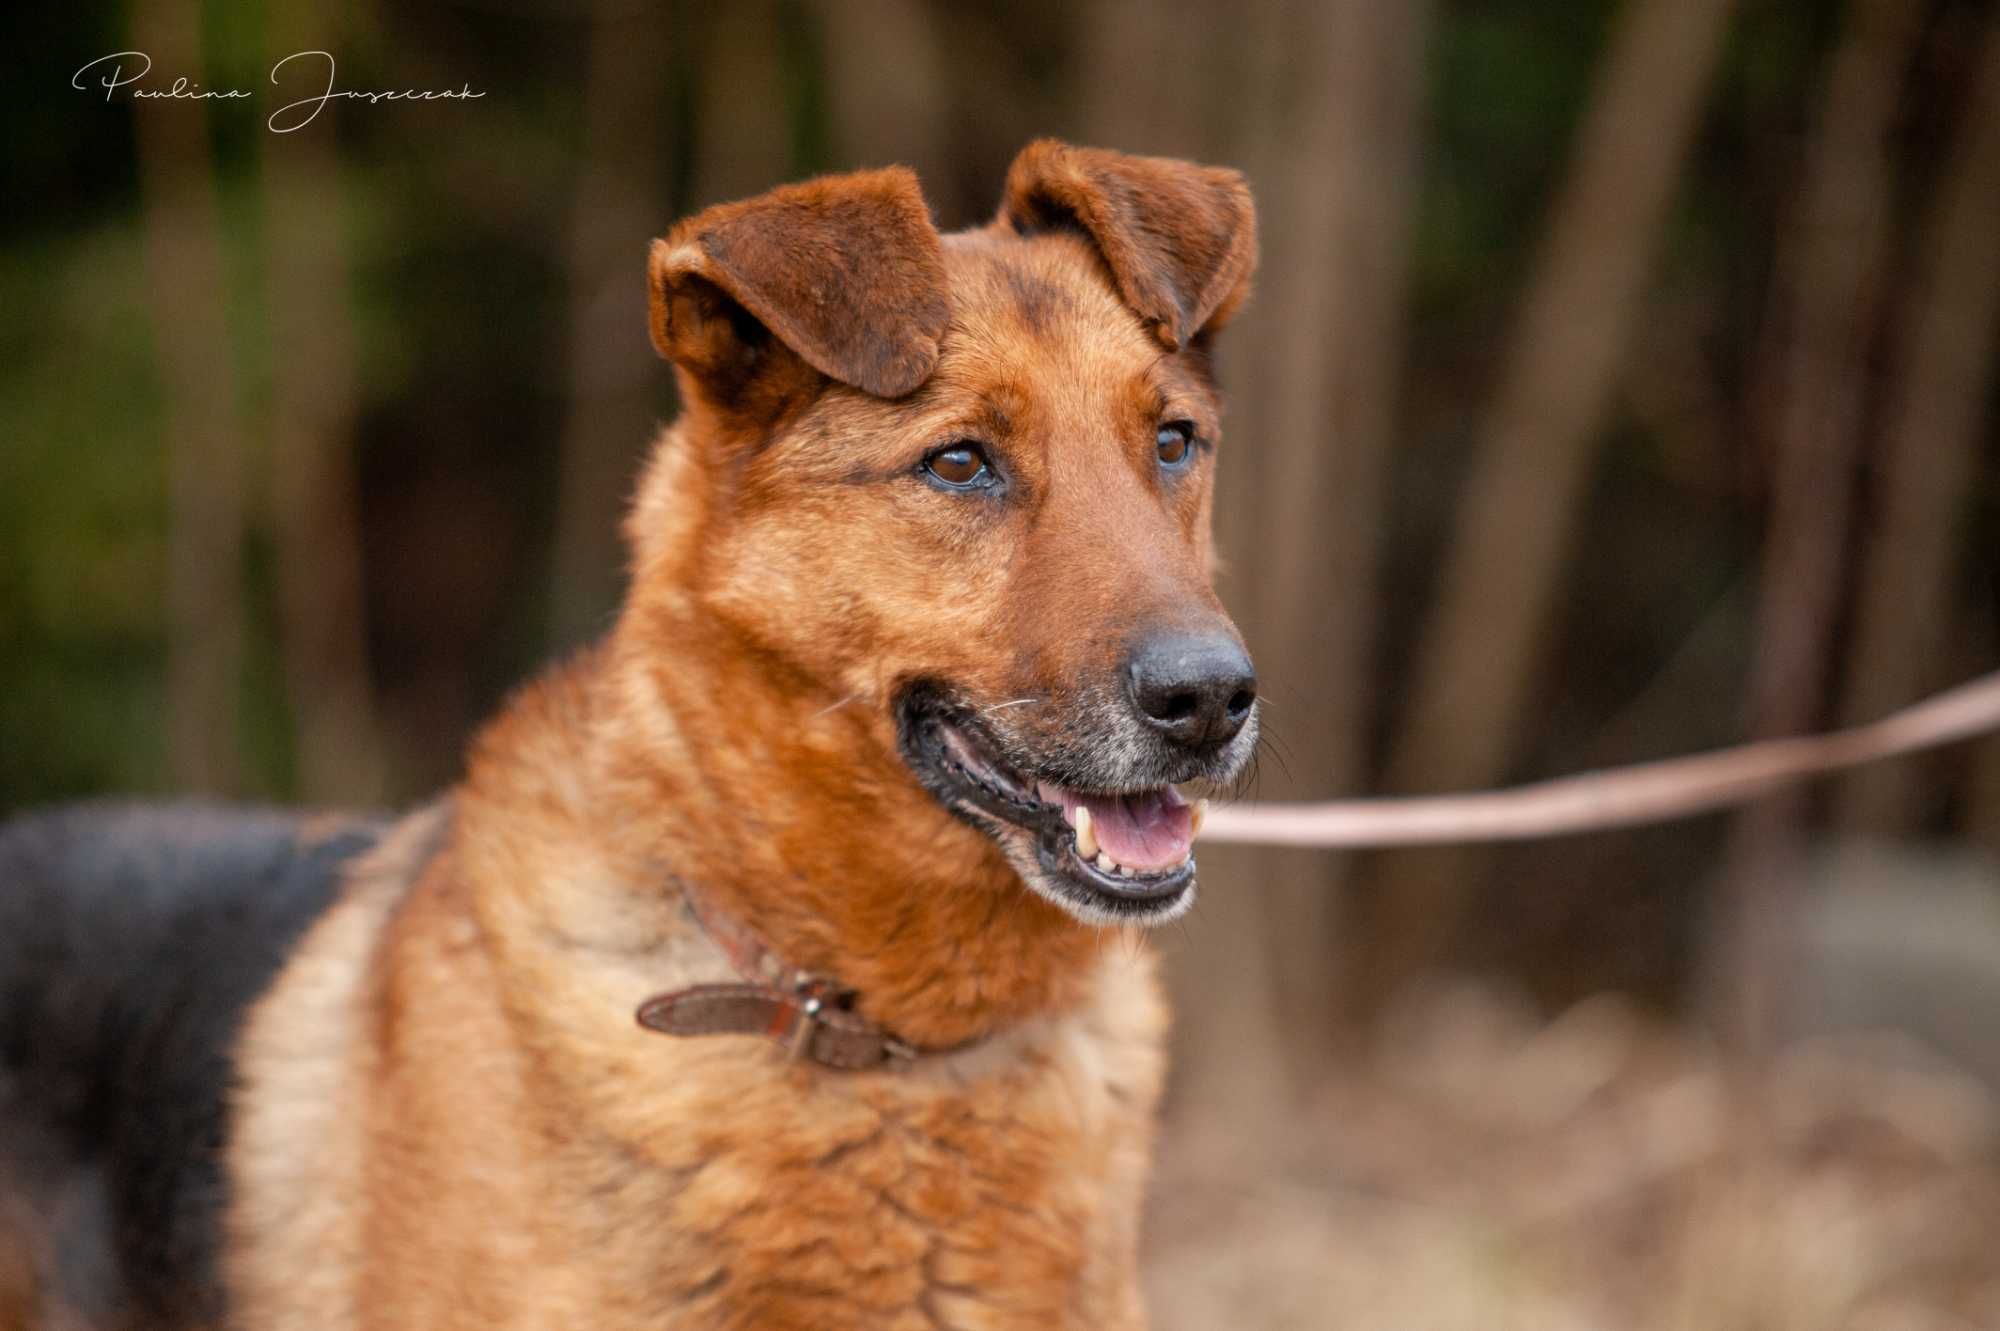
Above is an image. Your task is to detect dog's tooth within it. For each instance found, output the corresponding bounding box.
[1073,807,1099,860]
[1117,864,1133,877]
[1095,851,1117,874]
[1190,797,1209,839]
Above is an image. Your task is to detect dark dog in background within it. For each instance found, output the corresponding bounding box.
[0,140,1259,1330]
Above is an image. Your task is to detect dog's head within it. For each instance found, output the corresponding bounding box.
[638,141,1258,926]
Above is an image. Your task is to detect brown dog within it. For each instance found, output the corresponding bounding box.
[0,140,1258,1330]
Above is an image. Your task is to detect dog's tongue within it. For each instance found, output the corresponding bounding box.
[1043,783,1194,872]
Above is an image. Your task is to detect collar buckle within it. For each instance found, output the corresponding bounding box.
[787,989,827,1061]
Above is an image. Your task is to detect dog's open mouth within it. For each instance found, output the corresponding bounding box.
[896,691,1205,922]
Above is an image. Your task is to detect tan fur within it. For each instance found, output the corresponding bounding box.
[225,143,1255,1329]
[0,1195,41,1331]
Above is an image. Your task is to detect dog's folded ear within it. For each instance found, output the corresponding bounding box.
[648,166,949,404]
[999,140,1257,350]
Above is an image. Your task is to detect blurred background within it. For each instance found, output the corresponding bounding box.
[6,0,2000,1324]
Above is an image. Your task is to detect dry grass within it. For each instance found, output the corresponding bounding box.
[1147,981,2000,1330]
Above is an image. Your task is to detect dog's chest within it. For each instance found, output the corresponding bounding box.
[572,969,1167,1329]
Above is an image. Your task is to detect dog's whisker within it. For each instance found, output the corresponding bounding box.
[980,697,1040,714]
[1254,731,1293,784]
[809,694,861,720]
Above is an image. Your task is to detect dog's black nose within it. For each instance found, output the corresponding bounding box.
[1126,632,1257,750]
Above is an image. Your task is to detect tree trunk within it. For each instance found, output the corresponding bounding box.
[820,0,950,188]
[133,0,247,794]
[1837,16,2000,836]
[262,0,390,804]
[548,0,674,651]
[1708,0,1923,1057]
[1364,0,1738,1005]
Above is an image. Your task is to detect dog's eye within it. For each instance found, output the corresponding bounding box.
[923,443,993,490]
[1156,421,1195,468]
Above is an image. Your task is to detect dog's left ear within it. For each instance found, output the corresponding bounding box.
[998,140,1257,350]
[648,166,949,402]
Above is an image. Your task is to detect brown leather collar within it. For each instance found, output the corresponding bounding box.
[633,884,925,1072]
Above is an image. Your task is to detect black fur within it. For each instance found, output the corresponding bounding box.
[0,803,385,1327]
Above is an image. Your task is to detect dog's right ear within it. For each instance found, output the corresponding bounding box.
[647,167,949,409]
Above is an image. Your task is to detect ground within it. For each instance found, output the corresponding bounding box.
[1146,980,2000,1330]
